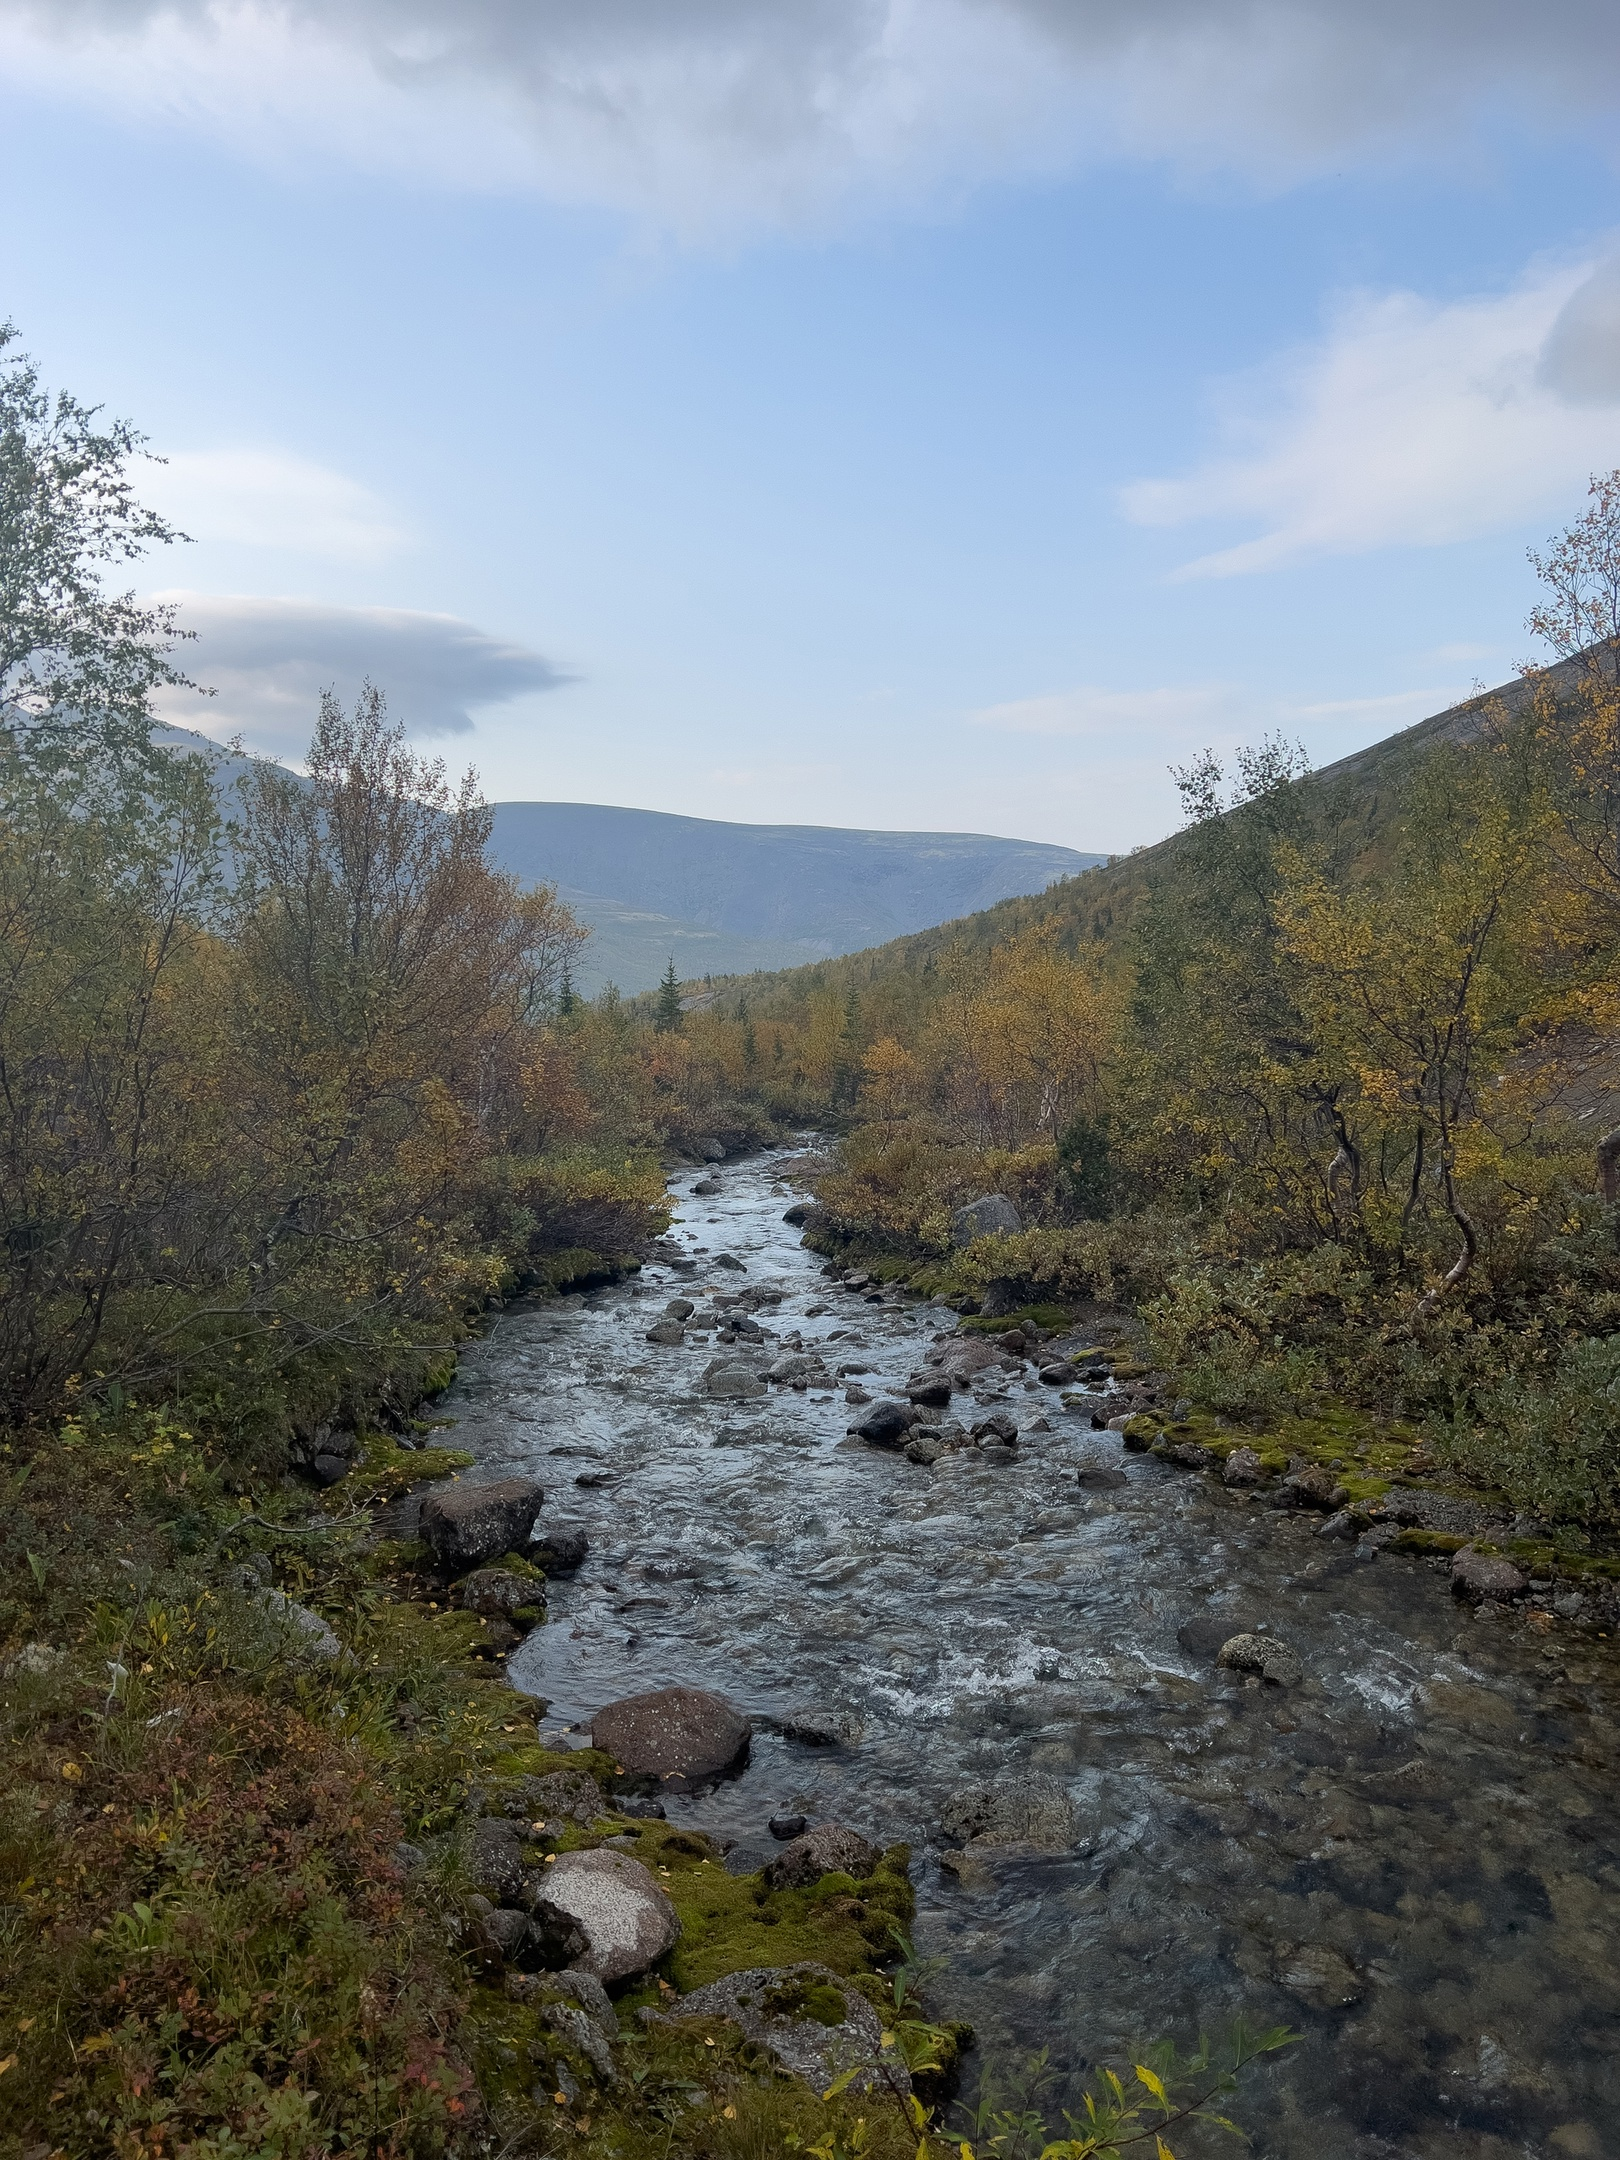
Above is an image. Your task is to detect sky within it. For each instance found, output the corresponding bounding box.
[5,3,1620,852]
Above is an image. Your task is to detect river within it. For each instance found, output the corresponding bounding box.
[439,1147,1620,2158]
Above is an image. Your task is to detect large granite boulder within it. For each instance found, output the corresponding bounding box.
[763,1823,880,1890]
[421,1477,543,1571]
[591,1685,751,1784]
[950,1194,1022,1246]
[532,1849,679,1983]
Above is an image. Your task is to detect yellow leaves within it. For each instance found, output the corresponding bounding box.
[1134,2063,1169,2106]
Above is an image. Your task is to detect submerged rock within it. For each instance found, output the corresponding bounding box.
[939,1774,1076,1852]
[532,1849,679,1983]
[781,1705,863,1747]
[421,1477,544,1572]
[533,1525,589,1574]
[645,1319,686,1346]
[591,1685,751,1783]
[1216,1632,1303,1686]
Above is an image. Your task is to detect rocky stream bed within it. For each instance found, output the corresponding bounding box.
[424,1147,1620,2159]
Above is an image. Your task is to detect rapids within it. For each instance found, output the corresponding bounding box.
[439,1148,1620,2157]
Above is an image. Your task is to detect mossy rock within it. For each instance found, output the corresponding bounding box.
[1390,1528,1469,1556]
[347,1435,474,1502]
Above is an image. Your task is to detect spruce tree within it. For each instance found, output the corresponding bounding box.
[654,957,684,1032]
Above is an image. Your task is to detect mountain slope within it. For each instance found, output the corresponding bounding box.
[151,728,1101,994]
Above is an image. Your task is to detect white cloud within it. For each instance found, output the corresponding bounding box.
[6,3,1620,237]
[147,449,411,562]
[1122,256,1620,578]
[150,591,568,755]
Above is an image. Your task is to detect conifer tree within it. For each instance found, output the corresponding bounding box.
[654,957,684,1032]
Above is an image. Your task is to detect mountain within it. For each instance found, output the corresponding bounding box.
[698,655,1588,1006]
[150,728,1101,994]
[486,802,1100,992]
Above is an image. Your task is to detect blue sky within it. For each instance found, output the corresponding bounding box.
[5,2,1620,850]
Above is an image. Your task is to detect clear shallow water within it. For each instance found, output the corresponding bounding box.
[440,1151,1620,2159]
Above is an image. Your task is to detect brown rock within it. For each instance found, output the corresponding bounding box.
[763,1823,881,1890]
[1451,1547,1528,1602]
[591,1685,751,1784]
[421,1477,544,1571]
[1222,1447,1264,1487]
[1281,1464,1348,1511]
[1217,1633,1303,1686]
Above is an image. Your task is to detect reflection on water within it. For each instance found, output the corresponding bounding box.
[441,1150,1620,2157]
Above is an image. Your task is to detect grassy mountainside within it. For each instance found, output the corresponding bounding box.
[694,655,1586,1012]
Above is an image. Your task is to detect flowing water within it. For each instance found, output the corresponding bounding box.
[439,1149,1620,2159]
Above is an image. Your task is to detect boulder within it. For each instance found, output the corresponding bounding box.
[935,1337,1014,1381]
[1222,1447,1265,1488]
[905,1374,954,1409]
[950,1194,1023,1246]
[421,1477,544,1572]
[533,1849,679,1983]
[977,1278,1023,1318]
[663,1297,696,1320]
[768,1812,809,1840]
[703,1358,768,1400]
[644,1962,897,2095]
[850,1399,917,1448]
[591,1685,751,1783]
[763,1822,881,1890]
[692,1178,723,1196]
[646,1319,686,1346]
[713,1253,748,1272]
[468,1898,531,1963]
[970,1410,1019,1445]
[458,1568,547,1622]
[533,1526,589,1575]
[782,1202,812,1226]
[1217,1633,1303,1686]
[1451,1547,1528,1602]
[940,1774,1076,1852]
[694,1137,725,1161]
[1037,1363,1073,1386]
[1281,1465,1349,1512]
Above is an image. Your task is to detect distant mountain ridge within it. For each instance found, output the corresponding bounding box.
[487,801,1100,990]
[151,727,1102,993]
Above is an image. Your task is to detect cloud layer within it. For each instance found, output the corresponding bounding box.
[1123,257,1620,577]
[151,592,568,756]
[7,2,1620,235]
[147,450,411,563]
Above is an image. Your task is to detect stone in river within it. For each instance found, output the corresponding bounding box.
[763,1822,881,1890]
[1037,1363,1073,1386]
[768,1811,809,1841]
[591,1684,751,1783]
[1222,1447,1265,1487]
[971,1410,1019,1444]
[1216,1632,1303,1686]
[906,1374,954,1409]
[939,1774,1076,1852]
[692,1177,723,1195]
[530,1849,679,1983]
[781,1705,863,1747]
[704,1360,768,1400]
[645,1319,686,1345]
[1271,1940,1364,2008]
[1076,1463,1128,1490]
[533,1525,589,1574]
[712,1253,748,1271]
[1451,1546,1528,1602]
[849,1398,916,1447]
[421,1477,544,1571]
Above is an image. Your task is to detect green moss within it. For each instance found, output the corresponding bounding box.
[346,1433,474,1502]
[1390,1528,1469,1555]
[761,1975,849,2027]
